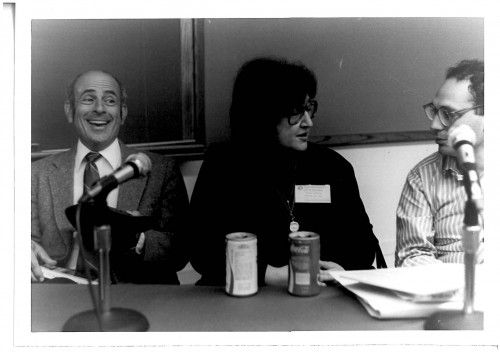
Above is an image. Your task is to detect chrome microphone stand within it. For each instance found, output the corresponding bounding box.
[63,200,149,332]
[462,201,482,316]
[424,175,483,330]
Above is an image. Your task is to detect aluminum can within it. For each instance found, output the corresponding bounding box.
[225,232,258,296]
[288,231,321,296]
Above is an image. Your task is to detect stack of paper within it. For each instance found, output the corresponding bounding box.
[327,264,484,319]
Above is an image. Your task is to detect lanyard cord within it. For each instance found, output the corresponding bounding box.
[274,158,299,231]
[276,186,296,221]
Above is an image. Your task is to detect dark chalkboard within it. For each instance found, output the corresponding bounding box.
[31,18,204,156]
[32,18,484,153]
[203,18,484,146]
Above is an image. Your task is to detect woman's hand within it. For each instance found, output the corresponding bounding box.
[318,260,344,283]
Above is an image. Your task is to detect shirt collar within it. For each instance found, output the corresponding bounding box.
[441,153,463,181]
[75,139,122,170]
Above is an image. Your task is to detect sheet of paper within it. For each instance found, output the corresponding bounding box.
[336,264,466,297]
[333,276,463,319]
[41,266,97,285]
[328,265,484,319]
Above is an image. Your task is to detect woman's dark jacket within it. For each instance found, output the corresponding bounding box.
[189,142,380,285]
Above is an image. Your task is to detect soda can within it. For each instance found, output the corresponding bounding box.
[225,232,258,297]
[288,231,321,296]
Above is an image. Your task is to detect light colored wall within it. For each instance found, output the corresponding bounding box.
[333,141,436,267]
[178,140,437,278]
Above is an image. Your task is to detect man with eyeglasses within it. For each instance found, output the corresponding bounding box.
[395,59,484,267]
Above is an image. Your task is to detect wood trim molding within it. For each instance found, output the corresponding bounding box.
[310,130,434,147]
[32,131,432,162]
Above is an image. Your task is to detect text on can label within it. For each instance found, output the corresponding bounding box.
[290,244,309,255]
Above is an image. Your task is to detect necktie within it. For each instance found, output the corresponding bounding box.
[84,152,102,192]
[77,152,102,279]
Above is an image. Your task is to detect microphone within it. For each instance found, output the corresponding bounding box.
[79,152,152,203]
[448,125,483,214]
[449,125,477,170]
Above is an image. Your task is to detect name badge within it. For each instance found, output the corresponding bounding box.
[295,185,331,203]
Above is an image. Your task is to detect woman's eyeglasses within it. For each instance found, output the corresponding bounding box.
[423,103,483,127]
[287,100,318,125]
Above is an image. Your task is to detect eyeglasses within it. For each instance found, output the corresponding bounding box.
[423,103,484,127]
[287,100,318,125]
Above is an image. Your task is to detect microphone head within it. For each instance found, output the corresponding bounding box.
[126,153,152,177]
[448,124,476,150]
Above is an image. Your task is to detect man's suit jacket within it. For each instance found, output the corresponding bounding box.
[31,141,190,284]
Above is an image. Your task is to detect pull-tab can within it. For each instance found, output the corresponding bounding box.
[225,232,258,296]
[288,231,320,296]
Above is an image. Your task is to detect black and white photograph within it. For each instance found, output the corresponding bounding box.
[3,0,500,351]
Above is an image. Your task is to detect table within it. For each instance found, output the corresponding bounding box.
[32,283,426,331]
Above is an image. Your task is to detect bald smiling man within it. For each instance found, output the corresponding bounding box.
[31,70,190,284]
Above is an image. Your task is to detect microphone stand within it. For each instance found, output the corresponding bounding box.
[424,171,483,330]
[63,197,149,332]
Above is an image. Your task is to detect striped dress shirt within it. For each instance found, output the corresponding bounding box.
[395,152,484,267]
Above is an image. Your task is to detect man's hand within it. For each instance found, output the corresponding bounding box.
[135,233,146,254]
[126,210,146,254]
[318,260,344,283]
[31,240,57,282]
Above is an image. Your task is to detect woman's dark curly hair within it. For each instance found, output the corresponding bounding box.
[446,59,484,114]
[229,57,317,144]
